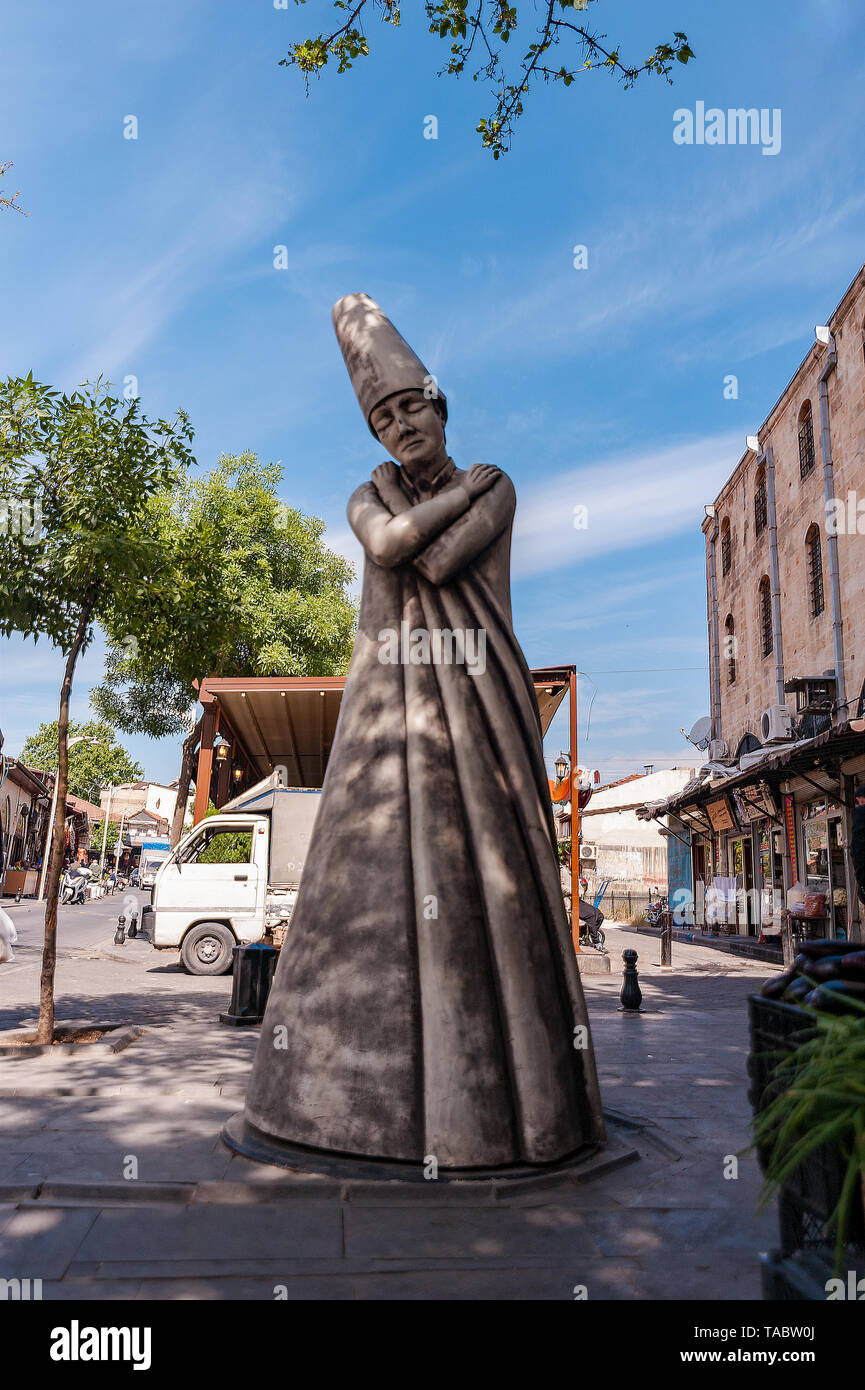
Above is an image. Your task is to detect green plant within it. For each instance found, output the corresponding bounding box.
[0,373,195,1042]
[753,991,865,1272]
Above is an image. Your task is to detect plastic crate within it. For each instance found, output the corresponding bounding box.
[748,994,865,1255]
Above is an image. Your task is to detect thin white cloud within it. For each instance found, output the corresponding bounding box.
[511,432,739,576]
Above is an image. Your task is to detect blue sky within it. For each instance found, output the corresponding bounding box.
[2,0,865,784]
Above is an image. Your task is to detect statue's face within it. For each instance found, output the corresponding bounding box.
[370,389,445,467]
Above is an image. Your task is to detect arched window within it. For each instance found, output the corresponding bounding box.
[805,523,825,617]
[759,576,773,657]
[754,465,768,536]
[798,401,815,479]
[720,518,732,576]
[724,614,736,684]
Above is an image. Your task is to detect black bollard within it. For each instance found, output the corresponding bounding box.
[114,914,126,947]
[219,943,279,1026]
[619,948,643,1013]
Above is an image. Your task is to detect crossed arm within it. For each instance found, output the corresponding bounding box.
[347,463,515,585]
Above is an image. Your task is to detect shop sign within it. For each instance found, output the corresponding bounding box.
[783,794,798,877]
[735,780,778,822]
[706,796,737,832]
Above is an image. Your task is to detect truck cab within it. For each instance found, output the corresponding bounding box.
[139,774,321,975]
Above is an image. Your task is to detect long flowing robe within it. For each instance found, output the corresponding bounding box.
[243,463,605,1169]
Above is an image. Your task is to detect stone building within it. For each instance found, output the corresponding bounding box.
[576,767,698,917]
[705,262,865,755]
[101,781,179,825]
[639,262,865,945]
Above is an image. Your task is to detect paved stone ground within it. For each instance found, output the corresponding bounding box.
[0,917,781,1300]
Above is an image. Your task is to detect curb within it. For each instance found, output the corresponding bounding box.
[0,1021,146,1058]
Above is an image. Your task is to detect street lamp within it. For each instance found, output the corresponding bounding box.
[554,751,570,784]
[37,736,102,901]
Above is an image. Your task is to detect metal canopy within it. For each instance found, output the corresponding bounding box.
[198,667,574,796]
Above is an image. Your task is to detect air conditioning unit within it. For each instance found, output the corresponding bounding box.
[707,738,729,761]
[761,704,794,744]
[579,844,597,861]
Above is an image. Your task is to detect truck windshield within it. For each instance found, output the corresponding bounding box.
[178,827,253,866]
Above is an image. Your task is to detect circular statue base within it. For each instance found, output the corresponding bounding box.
[222,1112,604,1185]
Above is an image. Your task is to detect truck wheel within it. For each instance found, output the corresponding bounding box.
[180,923,235,976]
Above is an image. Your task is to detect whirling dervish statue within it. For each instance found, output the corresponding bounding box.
[228,294,605,1175]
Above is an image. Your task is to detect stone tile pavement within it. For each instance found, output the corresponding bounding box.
[0,926,781,1299]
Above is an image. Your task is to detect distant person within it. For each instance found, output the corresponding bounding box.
[852,785,865,906]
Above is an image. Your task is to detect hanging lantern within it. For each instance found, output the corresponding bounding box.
[554,752,569,783]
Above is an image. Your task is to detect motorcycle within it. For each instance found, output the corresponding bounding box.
[646,895,668,927]
[59,864,93,906]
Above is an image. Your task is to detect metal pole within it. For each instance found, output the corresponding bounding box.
[660,909,673,968]
[569,668,580,954]
[99,784,113,871]
[37,774,60,902]
[780,909,795,969]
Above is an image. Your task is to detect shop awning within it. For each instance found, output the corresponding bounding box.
[196,666,577,812]
[636,718,865,822]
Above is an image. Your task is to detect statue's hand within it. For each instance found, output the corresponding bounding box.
[372,460,410,514]
[464,463,501,501]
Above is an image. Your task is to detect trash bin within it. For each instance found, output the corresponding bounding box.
[219,943,279,1026]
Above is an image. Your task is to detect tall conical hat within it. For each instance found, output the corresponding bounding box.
[332,292,447,438]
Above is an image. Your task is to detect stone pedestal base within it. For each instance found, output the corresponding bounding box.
[575,951,611,974]
[222,1113,610,1185]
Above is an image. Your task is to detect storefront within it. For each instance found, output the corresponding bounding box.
[637,719,865,948]
[798,796,848,938]
[0,760,53,897]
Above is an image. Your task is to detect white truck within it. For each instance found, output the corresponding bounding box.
[138,772,322,975]
[138,840,171,889]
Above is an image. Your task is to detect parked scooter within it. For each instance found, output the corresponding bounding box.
[59,863,93,905]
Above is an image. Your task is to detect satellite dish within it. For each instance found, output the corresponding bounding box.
[684,716,712,751]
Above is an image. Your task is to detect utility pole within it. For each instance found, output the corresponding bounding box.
[99,784,114,871]
[36,773,61,902]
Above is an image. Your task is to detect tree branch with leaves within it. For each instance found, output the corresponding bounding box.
[281,0,694,156]
[0,161,27,215]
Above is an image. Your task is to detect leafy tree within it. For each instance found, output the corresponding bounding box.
[282,0,694,157]
[20,718,142,801]
[88,819,121,856]
[91,452,357,847]
[0,374,196,1042]
[199,804,253,863]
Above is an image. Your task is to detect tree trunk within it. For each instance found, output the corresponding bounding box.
[37,602,93,1044]
[170,716,202,848]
